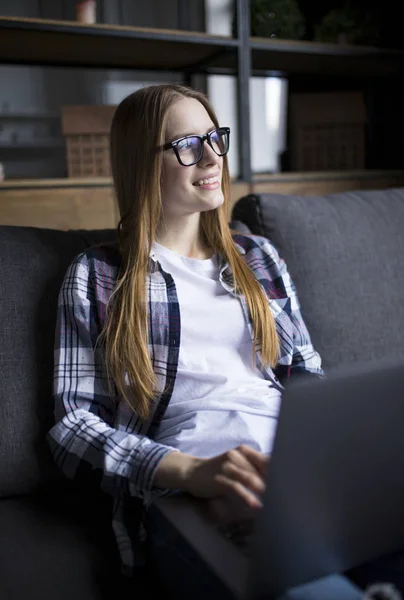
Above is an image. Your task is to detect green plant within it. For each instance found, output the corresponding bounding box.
[233,0,305,41]
[252,0,305,39]
[315,4,381,45]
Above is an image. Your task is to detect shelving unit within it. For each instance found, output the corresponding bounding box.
[2,169,404,231]
[1,0,404,226]
[249,37,404,77]
[0,141,64,149]
[0,16,238,71]
[0,111,59,119]
[1,16,403,76]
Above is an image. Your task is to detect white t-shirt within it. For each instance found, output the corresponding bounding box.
[152,241,282,458]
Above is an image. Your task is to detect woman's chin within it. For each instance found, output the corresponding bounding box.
[197,190,224,210]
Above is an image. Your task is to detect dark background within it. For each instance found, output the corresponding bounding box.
[298,0,404,48]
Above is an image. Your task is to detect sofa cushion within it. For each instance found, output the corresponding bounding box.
[0,226,117,496]
[0,489,138,600]
[0,221,244,497]
[232,188,404,372]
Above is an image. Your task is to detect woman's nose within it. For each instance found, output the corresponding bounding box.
[199,141,220,166]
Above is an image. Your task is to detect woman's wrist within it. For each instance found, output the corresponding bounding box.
[153,450,203,492]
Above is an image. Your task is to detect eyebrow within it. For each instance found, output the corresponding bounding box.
[168,125,216,143]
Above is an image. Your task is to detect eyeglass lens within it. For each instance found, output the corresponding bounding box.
[177,128,229,165]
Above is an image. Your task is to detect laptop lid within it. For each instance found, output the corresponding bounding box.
[248,359,404,599]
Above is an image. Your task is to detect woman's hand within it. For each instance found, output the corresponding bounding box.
[185,444,268,509]
[154,445,269,525]
[154,445,269,512]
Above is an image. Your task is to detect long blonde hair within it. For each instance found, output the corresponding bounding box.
[102,84,279,419]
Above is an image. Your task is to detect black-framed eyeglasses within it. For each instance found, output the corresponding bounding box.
[163,127,230,167]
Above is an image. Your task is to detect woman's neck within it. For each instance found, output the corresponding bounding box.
[154,239,214,260]
[155,222,213,260]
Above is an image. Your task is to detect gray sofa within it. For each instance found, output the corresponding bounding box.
[232,187,404,373]
[1,187,404,599]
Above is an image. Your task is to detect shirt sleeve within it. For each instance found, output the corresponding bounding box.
[46,252,176,504]
[271,243,325,379]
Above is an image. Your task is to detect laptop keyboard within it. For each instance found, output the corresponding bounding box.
[217,519,254,558]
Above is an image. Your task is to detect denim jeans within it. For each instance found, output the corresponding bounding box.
[144,504,373,600]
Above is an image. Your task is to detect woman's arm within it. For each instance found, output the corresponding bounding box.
[48,252,269,510]
[47,253,177,503]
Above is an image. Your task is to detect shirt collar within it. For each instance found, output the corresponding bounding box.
[149,239,247,263]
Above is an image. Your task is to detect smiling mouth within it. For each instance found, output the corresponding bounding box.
[193,176,220,187]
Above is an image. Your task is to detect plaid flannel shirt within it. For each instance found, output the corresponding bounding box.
[47,233,324,576]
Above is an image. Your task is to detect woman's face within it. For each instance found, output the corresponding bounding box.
[161,97,225,220]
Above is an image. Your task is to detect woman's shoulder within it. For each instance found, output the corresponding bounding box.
[66,241,121,284]
[231,231,281,263]
[84,240,121,268]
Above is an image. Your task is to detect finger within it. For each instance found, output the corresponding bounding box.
[238,445,270,477]
[222,462,266,496]
[214,474,263,510]
[226,447,262,475]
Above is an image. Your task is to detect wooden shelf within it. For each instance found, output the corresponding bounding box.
[0,140,64,149]
[249,37,404,77]
[0,177,112,188]
[1,170,404,189]
[0,17,402,76]
[252,169,404,183]
[0,111,59,120]
[2,171,404,230]
[0,16,238,71]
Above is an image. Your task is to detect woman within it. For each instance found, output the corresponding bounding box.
[47,84,365,600]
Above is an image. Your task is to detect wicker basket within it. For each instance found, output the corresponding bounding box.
[290,92,367,171]
[61,105,116,178]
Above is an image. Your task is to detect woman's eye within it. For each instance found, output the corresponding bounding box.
[178,138,194,150]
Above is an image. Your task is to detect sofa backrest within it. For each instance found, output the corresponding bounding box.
[0,226,117,497]
[232,187,404,373]
[0,221,245,497]
[2,188,404,496]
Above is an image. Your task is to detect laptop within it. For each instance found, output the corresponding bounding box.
[153,358,404,599]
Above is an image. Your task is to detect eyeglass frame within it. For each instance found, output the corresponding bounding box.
[162,126,230,167]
